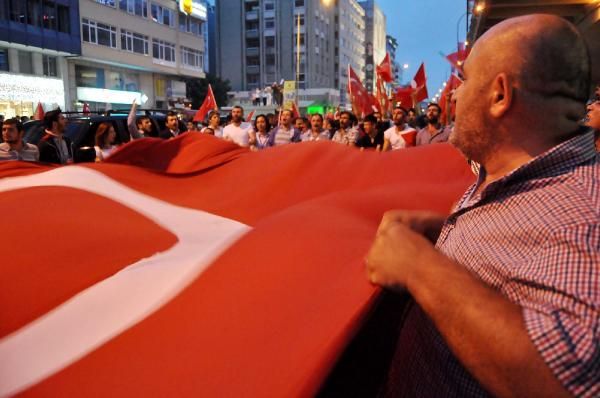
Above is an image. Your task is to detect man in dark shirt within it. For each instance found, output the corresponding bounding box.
[38,108,72,164]
[355,114,383,150]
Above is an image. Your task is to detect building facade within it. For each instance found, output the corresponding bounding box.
[70,0,207,112]
[0,0,81,118]
[335,0,365,106]
[217,0,338,108]
[359,0,386,93]
[386,34,399,85]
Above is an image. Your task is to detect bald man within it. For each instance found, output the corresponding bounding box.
[366,15,598,398]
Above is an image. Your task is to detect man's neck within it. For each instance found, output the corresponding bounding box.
[394,123,405,131]
[46,129,63,139]
[427,123,441,134]
[232,120,242,127]
[8,140,24,151]
[311,128,322,136]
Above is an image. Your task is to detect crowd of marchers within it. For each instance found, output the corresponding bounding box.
[1,86,599,164]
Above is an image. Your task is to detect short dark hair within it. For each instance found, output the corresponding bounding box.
[427,103,442,112]
[339,110,353,119]
[310,113,323,122]
[393,106,408,114]
[43,107,62,130]
[408,108,417,115]
[166,111,178,119]
[136,115,150,125]
[3,118,23,132]
[363,114,377,125]
[232,105,244,114]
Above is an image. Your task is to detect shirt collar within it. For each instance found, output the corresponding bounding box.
[468,129,596,205]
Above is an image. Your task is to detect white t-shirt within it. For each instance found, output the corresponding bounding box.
[384,124,417,150]
[223,122,254,147]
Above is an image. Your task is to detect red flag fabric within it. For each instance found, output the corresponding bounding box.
[348,65,372,118]
[395,86,415,109]
[0,136,474,397]
[376,53,393,83]
[193,84,218,123]
[445,42,471,72]
[375,70,390,116]
[246,110,256,122]
[439,74,462,124]
[34,102,44,120]
[82,102,91,115]
[290,101,300,119]
[410,63,428,104]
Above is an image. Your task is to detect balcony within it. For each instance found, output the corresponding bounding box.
[247,65,260,74]
[246,10,259,21]
[246,29,259,39]
[246,47,259,56]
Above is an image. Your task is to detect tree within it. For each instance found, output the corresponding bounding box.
[185,74,231,109]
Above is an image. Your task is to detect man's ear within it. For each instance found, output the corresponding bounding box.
[490,73,513,118]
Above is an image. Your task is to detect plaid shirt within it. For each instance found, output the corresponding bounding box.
[386,131,599,397]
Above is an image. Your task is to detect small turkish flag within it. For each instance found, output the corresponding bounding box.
[410,63,429,103]
[193,84,218,123]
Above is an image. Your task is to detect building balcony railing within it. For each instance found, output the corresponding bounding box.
[246,47,259,56]
[246,29,259,39]
[247,65,260,74]
[246,11,259,21]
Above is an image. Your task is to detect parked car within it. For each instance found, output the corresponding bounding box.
[23,111,187,162]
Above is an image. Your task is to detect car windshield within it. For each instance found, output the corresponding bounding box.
[64,120,87,142]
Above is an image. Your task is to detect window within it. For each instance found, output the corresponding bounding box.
[152,39,175,63]
[95,0,116,6]
[179,13,202,36]
[75,65,105,88]
[151,3,174,27]
[42,55,58,76]
[181,47,203,70]
[0,49,9,72]
[82,18,117,48]
[26,0,41,26]
[264,2,274,11]
[10,0,27,24]
[264,18,274,29]
[121,30,149,55]
[42,0,57,30]
[18,51,33,74]
[295,0,304,7]
[119,0,148,18]
[57,5,69,33]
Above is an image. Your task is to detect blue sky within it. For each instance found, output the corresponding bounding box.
[378,0,468,101]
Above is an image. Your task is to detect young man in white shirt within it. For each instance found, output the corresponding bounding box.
[382,106,417,151]
[223,106,256,147]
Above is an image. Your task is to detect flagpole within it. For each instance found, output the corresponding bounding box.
[295,12,300,113]
[347,64,351,112]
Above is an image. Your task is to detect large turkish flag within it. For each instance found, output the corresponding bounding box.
[0,134,474,397]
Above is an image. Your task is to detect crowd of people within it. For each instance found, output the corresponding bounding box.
[1,84,598,165]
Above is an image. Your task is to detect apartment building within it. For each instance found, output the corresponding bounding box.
[359,0,386,93]
[70,0,207,111]
[335,0,365,105]
[0,0,80,118]
[217,0,339,108]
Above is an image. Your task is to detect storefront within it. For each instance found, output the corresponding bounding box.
[0,71,65,118]
[72,63,150,112]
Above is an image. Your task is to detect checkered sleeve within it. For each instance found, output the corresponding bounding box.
[508,222,600,398]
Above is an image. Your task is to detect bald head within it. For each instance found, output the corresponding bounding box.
[451,14,591,166]
[477,14,590,103]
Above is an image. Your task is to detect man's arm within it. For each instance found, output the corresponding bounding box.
[127,100,142,139]
[382,137,391,151]
[365,213,571,398]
